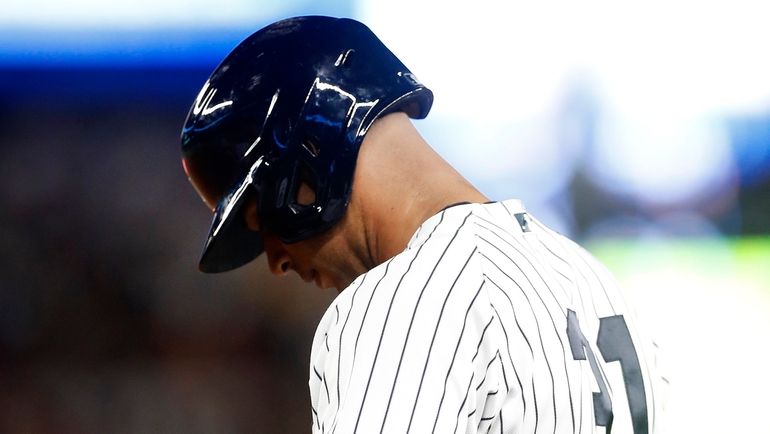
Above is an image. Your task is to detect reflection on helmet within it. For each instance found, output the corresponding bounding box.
[181,16,433,273]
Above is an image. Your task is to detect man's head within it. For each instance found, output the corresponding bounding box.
[180,16,433,274]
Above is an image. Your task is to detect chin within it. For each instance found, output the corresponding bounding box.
[316,270,356,292]
[333,276,356,293]
[315,273,336,291]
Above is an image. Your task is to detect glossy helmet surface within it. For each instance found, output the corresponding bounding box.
[181,16,433,273]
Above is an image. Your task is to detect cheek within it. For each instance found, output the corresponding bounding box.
[307,239,345,271]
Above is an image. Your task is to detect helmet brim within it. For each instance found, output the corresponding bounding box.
[198,173,264,273]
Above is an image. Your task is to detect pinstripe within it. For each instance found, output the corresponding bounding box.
[352,261,392,359]
[500,232,578,434]
[542,239,618,398]
[336,274,367,413]
[575,246,617,315]
[403,245,478,434]
[581,249,660,425]
[498,233,580,434]
[532,233,570,268]
[529,214,615,316]
[480,247,564,434]
[475,354,506,433]
[487,301,525,398]
[535,235,590,334]
[479,414,496,432]
[533,379,540,434]
[495,354,509,434]
[472,316,496,362]
[578,371,583,433]
[329,260,392,434]
[309,200,660,434]
[485,275,539,433]
[475,223,577,433]
[533,224,600,318]
[474,216,567,311]
[570,262,616,396]
[496,348,510,393]
[323,372,331,404]
[313,365,331,404]
[473,217,573,346]
[531,216,652,432]
[320,276,368,434]
[452,312,497,434]
[382,215,476,434]
[353,211,453,433]
[312,405,320,431]
[453,369,477,434]
[476,349,502,390]
[485,276,534,358]
[430,280,487,434]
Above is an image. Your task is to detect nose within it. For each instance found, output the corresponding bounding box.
[265,249,291,276]
[263,236,291,276]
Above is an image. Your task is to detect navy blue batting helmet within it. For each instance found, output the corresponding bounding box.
[181,16,433,273]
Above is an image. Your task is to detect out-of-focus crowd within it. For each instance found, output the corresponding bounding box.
[0,101,335,434]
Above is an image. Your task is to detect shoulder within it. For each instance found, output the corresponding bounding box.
[406,200,533,280]
[311,201,530,356]
[310,202,499,349]
[403,200,527,259]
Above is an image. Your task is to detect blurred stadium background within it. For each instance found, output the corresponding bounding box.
[1,0,768,432]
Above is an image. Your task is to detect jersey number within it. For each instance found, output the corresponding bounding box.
[566,310,648,434]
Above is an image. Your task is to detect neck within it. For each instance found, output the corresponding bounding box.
[352,113,489,267]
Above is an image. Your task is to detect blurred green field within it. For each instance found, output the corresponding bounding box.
[589,236,770,434]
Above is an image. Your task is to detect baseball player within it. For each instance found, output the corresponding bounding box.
[180,16,664,434]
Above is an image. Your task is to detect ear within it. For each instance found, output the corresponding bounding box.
[295,165,318,206]
[243,196,260,232]
[296,180,317,206]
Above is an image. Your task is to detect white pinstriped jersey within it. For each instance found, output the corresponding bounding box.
[309,200,664,434]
